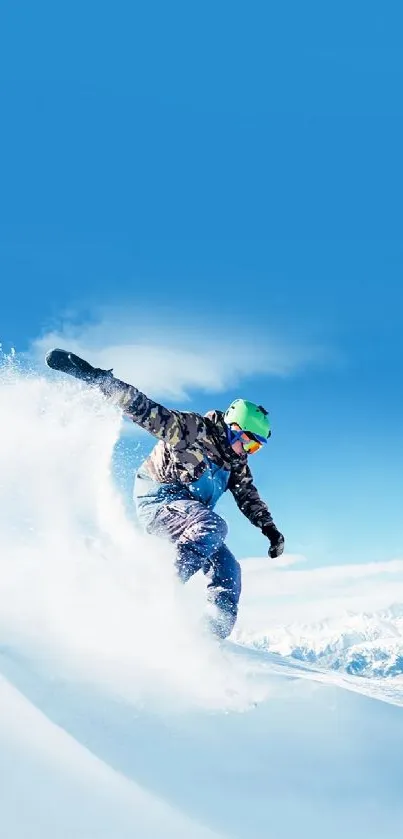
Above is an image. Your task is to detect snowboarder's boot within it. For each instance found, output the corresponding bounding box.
[205,601,237,640]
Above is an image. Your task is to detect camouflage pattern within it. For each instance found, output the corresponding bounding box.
[99,376,275,531]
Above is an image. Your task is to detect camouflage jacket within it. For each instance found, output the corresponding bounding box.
[101,376,274,531]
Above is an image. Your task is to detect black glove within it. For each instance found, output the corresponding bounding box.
[262,524,285,559]
[46,349,113,386]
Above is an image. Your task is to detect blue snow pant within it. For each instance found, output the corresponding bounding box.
[148,499,241,638]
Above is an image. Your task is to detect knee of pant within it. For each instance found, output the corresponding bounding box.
[207,512,228,544]
[185,511,228,548]
[211,513,228,541]
[198,511,227,538]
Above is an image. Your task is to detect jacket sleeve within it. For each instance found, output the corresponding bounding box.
[98,376,203,448]
[228,457,274,530]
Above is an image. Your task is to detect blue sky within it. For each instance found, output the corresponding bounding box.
[1,1,402,565]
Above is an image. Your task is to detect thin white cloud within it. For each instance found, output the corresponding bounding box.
[237,556,403,627]
[33,306,324,400]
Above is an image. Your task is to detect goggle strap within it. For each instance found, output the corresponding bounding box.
[226,424,268,447]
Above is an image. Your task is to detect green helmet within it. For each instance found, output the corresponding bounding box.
[224,399,271,439]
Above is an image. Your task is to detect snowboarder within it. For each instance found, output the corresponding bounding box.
[46,349,284,638]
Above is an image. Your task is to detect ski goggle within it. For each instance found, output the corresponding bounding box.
[228,424,269,454]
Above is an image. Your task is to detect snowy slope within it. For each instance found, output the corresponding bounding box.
[2,638,403,839]
[1,359,403,839]
[0,672,223,839]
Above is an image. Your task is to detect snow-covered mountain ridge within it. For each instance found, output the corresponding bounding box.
[236,603,403,678]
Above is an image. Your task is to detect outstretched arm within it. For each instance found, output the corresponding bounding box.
[45,348,203,447]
